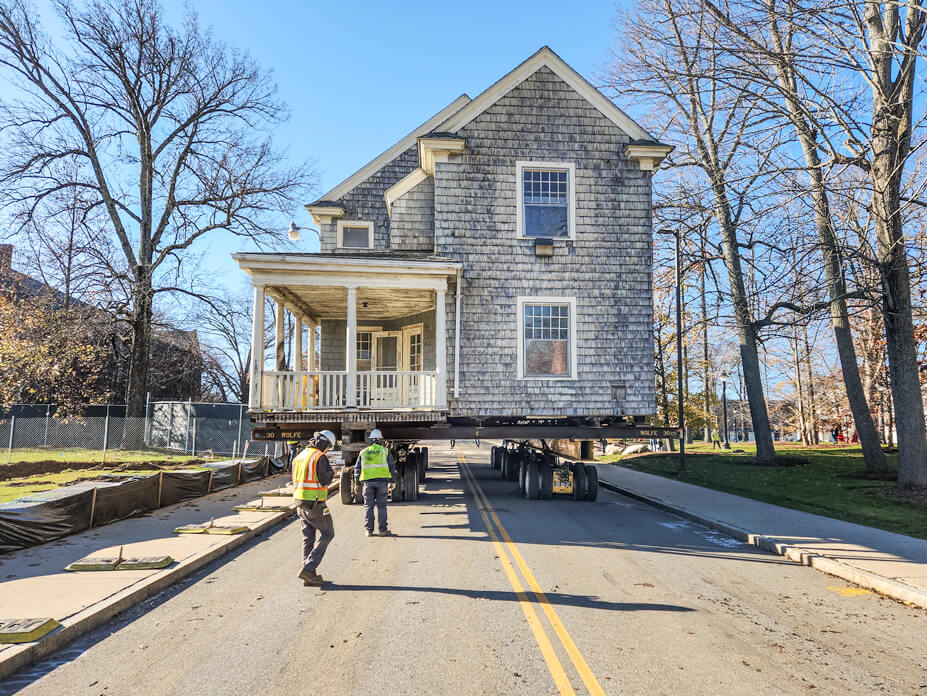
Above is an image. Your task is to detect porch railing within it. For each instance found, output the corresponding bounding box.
[261,370,438,410]
[357,371,438,409]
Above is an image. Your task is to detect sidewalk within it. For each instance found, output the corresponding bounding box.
[594,463,927,610]
[0,473,325,680]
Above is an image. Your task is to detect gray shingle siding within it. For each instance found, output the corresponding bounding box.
[320,146,420,253]
[320,311,436,372]
[390,176,435,252]
[435,67,654,416]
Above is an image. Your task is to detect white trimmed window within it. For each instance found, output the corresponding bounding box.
[517,297,577,379]
[337,220,374,249]
[516,161,576,239]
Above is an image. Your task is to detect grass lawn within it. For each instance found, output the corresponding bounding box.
[600,442,927,540]
[4,448,195,465]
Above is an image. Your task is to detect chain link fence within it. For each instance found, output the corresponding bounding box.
[0,401,280,465]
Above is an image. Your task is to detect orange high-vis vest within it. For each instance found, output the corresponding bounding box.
[292,447,328,501]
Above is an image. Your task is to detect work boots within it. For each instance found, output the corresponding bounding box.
[379,529,396,537]
[298,569,324,586]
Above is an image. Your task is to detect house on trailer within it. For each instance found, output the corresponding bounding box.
[233,46,671,437]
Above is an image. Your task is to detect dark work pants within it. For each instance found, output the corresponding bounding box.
[297,500,334,573]
[362,481,389,532]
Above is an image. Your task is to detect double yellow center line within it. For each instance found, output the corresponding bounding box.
[457,454,606,696]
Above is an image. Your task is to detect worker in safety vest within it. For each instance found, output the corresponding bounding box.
[354,429,398,537]
[292,430,336,587]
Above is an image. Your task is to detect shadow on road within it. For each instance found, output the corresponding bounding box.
[322,582,695,613]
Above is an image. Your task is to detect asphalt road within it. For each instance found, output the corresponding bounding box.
[4,441,925,695]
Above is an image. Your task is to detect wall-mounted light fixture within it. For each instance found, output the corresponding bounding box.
[534,237,554,257]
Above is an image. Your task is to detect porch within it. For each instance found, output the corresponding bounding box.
[234,253,461,413]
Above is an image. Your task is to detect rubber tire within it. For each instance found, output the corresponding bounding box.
[584,464,599,502]
[539,455,554,499]
[507,451,520,482]
[524,459,541,499]
[422,447,429,470]
[518,458,527,495]
[572,461,587,501]
[340,467,355,505]
[390,480,403,503]
[417,451,426,483]
[403,464,418,502]
[490,446,499,470]
[499,450,508,479]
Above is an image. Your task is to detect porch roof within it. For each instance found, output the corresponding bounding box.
[233,252,461,322]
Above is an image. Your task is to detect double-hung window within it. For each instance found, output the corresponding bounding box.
[516,162,575,239]
[517,297,577,379]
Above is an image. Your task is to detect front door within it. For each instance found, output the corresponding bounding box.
[370,332,399,406]
[401,324,424,406]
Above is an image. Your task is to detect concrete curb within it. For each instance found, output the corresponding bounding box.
[598,479,927,611]
[0,481,338,681]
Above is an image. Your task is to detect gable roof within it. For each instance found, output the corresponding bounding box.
[440,46,656,140]
[314,94,472,204]
[311,47,664,209]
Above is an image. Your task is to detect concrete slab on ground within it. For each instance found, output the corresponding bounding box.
[0,473,312,679]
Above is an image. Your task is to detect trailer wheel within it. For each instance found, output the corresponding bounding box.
[390,480,403,503]
[340,467,355,505]
[423,447,429,470]
[417,451,426,483]
[572,462,587,501]
[403,462,418,503]
[539,455,554,499]
[498,449,508,479]
[490,446,499,470]
[524,459,541,499]
[518,457,527,494]
[507,451,520,482]
[584,464,599,502]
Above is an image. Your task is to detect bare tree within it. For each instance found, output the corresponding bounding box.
[702,0,888,472]
[0,0,315,426]
[609,0,782,461]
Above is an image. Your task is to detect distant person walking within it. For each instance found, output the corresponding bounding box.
[831,426,839,445]
[355,429,398,537]
[292,430,337,587]
[711,429,722,450]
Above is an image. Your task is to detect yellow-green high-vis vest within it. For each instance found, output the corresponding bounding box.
[292,447,328,501]
[359,444,391,481]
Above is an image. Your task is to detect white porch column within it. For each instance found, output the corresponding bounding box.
[346,287,357,407]
[275,302,287,372]
[248,285,265,409]
[435,288,447,408]
[293,316,303,371]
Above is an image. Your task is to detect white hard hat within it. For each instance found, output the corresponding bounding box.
[369,429,383,440]
[317,430,337,448]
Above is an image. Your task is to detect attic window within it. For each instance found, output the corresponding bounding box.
[516,161,575,239]
[337,220,374,249]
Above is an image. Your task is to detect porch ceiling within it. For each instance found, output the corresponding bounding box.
[271,285,436,321]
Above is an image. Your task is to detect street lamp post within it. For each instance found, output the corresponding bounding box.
[658,228,685,472]
[721,375,730,449]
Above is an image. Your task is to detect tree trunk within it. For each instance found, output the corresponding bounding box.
[865,2,927,486]
[792,331,808,445]
[124,267,153,448]
[716,208,775,461]
[701,256,711,442]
